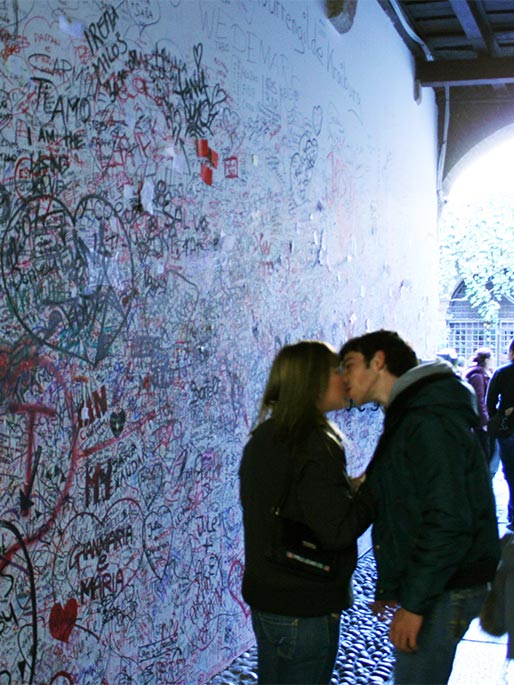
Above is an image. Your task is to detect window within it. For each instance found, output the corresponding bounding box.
[446,281,514,366]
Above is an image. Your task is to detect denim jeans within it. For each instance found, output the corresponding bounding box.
[392,585,488,685]
[489,437,500,480]
[251,609,340,684]
[498,433,514,523]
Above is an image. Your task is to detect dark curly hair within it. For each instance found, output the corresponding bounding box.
[339,329,418,376]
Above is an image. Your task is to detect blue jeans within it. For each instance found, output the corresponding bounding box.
[489,438,500,479]
[251,609,340,684]
[392,585,488,685]
[498,433,514,523]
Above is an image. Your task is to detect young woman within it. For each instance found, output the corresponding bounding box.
[239,341,375,685]
[466,347,495,471]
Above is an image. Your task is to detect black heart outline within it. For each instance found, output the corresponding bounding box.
[0,194,135,366]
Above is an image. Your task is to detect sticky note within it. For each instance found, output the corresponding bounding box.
[209,148,219,168]
[196,139,209,157]
[201,163,213,185]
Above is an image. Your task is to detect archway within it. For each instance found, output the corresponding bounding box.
[440,126,514,366]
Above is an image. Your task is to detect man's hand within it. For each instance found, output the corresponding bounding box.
[389,608,424,652]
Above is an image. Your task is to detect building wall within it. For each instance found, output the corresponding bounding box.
[0,1,439,683]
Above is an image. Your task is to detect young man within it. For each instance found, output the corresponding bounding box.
[486,338,514,530]
[339,330,500,685]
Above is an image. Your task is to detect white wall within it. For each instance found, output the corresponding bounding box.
[0,1,438,683]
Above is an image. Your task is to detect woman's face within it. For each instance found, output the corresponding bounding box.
[318,364,347,413]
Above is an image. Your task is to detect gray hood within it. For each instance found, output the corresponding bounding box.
[386,358,479,427]
[388,359,456,407]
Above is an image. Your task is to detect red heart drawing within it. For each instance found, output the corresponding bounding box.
[42,672,74,685]
[49,598,78,643]
[228,560,250,618]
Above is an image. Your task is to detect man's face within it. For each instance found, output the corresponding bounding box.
[340,350,381,406]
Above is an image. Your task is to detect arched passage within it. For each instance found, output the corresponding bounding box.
[439,89,514,192]
[443,122,514,199]
[440,125,514,365]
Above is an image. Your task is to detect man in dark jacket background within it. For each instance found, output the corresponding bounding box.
[340,330,500,685]
[486,337,514,530]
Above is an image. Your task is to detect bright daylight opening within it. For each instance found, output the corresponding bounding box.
[449,138,514,204]
[441,138,514,511]
[440,135,514,368]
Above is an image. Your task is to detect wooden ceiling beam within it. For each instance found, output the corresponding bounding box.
[448,0,489,53]
[417,56,514,86]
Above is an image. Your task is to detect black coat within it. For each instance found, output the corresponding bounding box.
[487,360,514,417]
[368,362,500,615]
[239,419,375,617]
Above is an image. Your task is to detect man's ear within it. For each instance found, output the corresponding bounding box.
[371,350,386,371]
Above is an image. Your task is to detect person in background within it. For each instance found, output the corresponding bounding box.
[487,338,514,531]
[239,341,375,685]
[465,347,496,474]
[436,347,458,373]
[339,329,500,685]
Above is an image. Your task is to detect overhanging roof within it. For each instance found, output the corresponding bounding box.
[377,0,514,183]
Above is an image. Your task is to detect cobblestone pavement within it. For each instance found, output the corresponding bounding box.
[208,551,394,684]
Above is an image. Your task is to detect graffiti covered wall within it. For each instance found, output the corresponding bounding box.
[0,1,439,683]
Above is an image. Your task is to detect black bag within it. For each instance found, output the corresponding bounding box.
[265,446,337,580]
[479,534,514,639]
[267,506,337,579]
[488,412,514,439]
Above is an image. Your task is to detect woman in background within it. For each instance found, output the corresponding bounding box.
[239,341,375,685]
[465,346,496,473]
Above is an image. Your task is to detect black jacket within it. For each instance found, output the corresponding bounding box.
[486,360,514,417]
[239,419,375,617]
[367,361,500,615]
